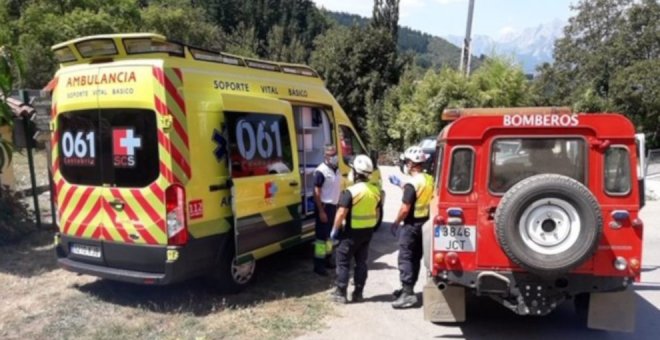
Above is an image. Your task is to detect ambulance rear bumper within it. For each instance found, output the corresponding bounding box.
[56,233,226,285]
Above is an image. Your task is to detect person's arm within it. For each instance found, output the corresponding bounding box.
[391,184,416,235]
[313,171,327,222]
[331,190,352,238]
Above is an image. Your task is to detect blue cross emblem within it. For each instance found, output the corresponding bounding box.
[212,127,227,162]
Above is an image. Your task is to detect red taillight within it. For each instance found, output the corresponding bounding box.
[166,184,188,246]
[445,252,459,267]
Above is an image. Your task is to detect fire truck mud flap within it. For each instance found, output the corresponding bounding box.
[423,278,466,323]
[587,287,636,332]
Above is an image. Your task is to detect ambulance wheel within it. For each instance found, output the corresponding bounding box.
[211,241,256,293]
[495,174,602,277]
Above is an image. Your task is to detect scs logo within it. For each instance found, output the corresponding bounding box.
[113,128,142,168]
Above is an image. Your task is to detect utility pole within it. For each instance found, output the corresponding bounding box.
[459,0,475,76]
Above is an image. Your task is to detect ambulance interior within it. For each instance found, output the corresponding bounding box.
[293,106,334,216]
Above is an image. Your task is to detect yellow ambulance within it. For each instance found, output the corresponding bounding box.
[50,33,382,292]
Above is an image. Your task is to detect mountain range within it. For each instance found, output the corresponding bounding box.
[446,19,565,74]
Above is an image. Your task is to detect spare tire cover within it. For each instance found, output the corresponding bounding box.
[494,174,602,277]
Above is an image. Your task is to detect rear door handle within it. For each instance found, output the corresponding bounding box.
[289,181,299,187]
[110,199,124,211]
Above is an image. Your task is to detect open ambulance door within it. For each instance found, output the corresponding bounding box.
[221,94,302,263]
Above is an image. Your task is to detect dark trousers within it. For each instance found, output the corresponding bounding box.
[398,223,423,287]
[314,204,337,262]
[335,229,373,289]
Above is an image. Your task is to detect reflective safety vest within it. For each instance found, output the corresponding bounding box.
[347,182,381,229]
[409,173,434,219]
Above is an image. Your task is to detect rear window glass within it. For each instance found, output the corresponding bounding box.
[226,112,293,178]
[59,109,159,187]
[448,147,474,194]
[604,147,631,195]
[489,138,585,193]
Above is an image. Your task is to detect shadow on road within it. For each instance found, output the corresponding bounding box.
[433,292,660,340]
[75,243,334,316]
[0,229,58,278]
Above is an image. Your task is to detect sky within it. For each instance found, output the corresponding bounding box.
[313,0,577,38]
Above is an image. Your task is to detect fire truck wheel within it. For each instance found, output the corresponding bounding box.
[495,174,602,277]
[209,241,256,293]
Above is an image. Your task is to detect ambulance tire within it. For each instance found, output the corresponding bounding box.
[210,240,256,294]
[495,174,602,277]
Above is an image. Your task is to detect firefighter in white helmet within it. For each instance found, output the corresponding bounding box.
[389,146,434,309]
[329,155,382,303]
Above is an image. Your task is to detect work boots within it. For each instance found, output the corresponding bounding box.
[314,259,328,276]
[330,287,348,304]
[392,285,417,309]
[351,286,364,303]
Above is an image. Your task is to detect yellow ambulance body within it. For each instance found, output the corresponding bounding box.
[51,33,382,291]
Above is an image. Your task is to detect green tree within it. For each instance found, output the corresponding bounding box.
[0,46,23,181]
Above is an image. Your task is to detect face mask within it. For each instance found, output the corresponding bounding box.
[327,155,338,169]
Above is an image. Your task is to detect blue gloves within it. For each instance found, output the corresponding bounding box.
[388,175,402,187]
[330,228,340,240]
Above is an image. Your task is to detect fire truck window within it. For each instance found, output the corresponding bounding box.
[489,138,586,193]
[226,112,293,178]
[339,125,364,164]
[605,147,631,195]
[448,147,474,194]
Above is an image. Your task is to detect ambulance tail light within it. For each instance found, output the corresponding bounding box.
[166,184,188,246]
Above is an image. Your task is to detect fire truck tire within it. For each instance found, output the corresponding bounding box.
[209,240,256,293]
[495,174,602,277]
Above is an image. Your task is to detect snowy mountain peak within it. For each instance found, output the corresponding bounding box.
[447,20,566,74]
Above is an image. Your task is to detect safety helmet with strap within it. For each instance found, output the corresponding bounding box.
[347,182,381,229]
[404,146,428,164]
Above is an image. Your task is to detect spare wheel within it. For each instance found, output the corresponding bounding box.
[494,174,602,277]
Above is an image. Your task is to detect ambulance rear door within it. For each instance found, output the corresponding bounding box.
[221,94,302,262]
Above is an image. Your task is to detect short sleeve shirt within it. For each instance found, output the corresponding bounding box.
[402,183,426,225]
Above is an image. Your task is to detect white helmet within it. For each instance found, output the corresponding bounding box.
[404,146,427,164]
[352,155,374,175]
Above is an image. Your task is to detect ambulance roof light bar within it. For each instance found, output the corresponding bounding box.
[442,107,573,121]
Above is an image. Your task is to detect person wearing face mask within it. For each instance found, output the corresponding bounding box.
[389,146,434,309]
[312,144,341,276]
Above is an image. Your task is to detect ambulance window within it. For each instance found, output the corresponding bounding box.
[100,109,159,187]
[605,147,632,195]
[226,112,293,178]
[448,147,474,194]
[58,110,103,186]
[339,125,364,164]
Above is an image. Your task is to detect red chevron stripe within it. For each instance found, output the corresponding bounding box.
[171,116,190,149]
[130,189,162,229]
[75,199,102,237]
[110,190,158,244]
[160,160,174,183]
[152,67,165,87]
[149,183,165,201]
[64,187,94,234]
[52,157,60,175]
[170,144,191,179]
[54,178,64,199]
[60,186,78,234]
[164,74,186,113]
[91,226,102,239]
[172,68,183,82]
[102,200,133,243]
[154,95,167,116]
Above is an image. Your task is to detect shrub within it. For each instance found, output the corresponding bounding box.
[0,186,35,245]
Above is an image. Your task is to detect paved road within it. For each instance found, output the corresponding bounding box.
[301,166,660,340]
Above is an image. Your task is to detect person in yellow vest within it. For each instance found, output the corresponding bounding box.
[389,146,434,309]
[329,155,381,304]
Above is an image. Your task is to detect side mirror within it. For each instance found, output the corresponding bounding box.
[636,133,646,180]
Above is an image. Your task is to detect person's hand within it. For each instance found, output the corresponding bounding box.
[390,222,400,237]
[330,228,340,240]
[319,210,328,223]
[388,175,402,187]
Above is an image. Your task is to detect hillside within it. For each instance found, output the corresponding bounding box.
[324,11,484,70]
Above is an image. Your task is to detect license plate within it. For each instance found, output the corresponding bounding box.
[70,244,102,258]
[434,225,476,252]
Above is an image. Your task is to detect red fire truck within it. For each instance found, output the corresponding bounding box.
[423,107,646,332]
